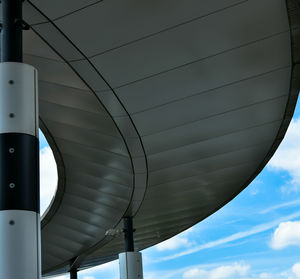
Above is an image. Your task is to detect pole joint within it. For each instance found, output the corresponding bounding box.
[70,268,78,279]
[123,216,135,252]
[1,0,24,62]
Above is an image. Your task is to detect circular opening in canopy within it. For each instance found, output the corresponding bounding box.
[39,130,58,216]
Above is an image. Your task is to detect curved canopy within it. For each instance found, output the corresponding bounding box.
[7,0,300,276]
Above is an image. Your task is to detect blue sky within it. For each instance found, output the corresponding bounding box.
[42,98,300,279]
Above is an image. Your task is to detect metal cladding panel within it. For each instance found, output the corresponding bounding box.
[30,23,86,61]
[131,70,290,137]
[119,252,143,279]
[23,30,63,61]
[0,211,41,279]
[23,54,88,90]
[37,73,134,270]
[6,0,299,275]
[147,120,283,171]
[90,0,289,87]
[53,0,254,57]
[39,102,116,136]
[69,60,111,91]
[142,93,289,156]
[147,143,273,187]
[0,63,38,136]
[28,0,100,21]
[115,33,291,114]
[38,81,106,114]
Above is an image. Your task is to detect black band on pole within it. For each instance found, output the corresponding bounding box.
[0,134,40,213]
[70,269,78,279]
[124,216,135,252]
[1,0,23,62]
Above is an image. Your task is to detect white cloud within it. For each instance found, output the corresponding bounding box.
[292,263,300,278]
[238,262,300,279]
[260,199,300,214]
[40,146,58,215]
[79,260,119,276]
[270,221,300,249]
[210,263,249,279]
[46,265,116,279]
[259,273,271,279]
[46,262,118,279]
[45,276,68,279]
[155,227,194,251]
[268,117,300,193]
[145,260,300,279]
[183,262,250,279]
[259,262,300,279]
[181,262,300,279]
[183,268,207,278]
[158,211,300,262]
[156,235,191,251]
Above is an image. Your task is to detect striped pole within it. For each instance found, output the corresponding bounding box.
[0,1,41,278]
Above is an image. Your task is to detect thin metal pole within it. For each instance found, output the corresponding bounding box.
[1,0,23,62]
[70,269,78,279]
[124,216,134,252]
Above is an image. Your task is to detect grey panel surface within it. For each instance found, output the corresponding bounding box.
[70,60,110,91]
[28,0,101,21]
[23,55,88,90]
[90,0,289,87]
[143,96,288,155]
[22,1,46,25]
[23,30,63,61]
[132,70,290,136]
[115,33,291,113]
[38,81,106,114]
[8,0,300,275]
[54,0,249,56]
[32,23,85,61]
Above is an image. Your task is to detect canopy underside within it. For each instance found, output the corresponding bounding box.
[2,0,299,276]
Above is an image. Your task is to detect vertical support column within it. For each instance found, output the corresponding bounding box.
[70,269,78,279]
[119,217,143,279]
[124,216,135,252]
[1,0,23,62]
[0,1,41,279]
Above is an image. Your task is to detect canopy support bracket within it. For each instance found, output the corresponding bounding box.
[119,216,143,279]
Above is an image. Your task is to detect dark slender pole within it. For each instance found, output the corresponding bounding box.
[70,269,78,279]
[124,216,134,252]
[1,0,23,62]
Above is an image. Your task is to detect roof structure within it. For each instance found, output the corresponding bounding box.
[7,0,300,276]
